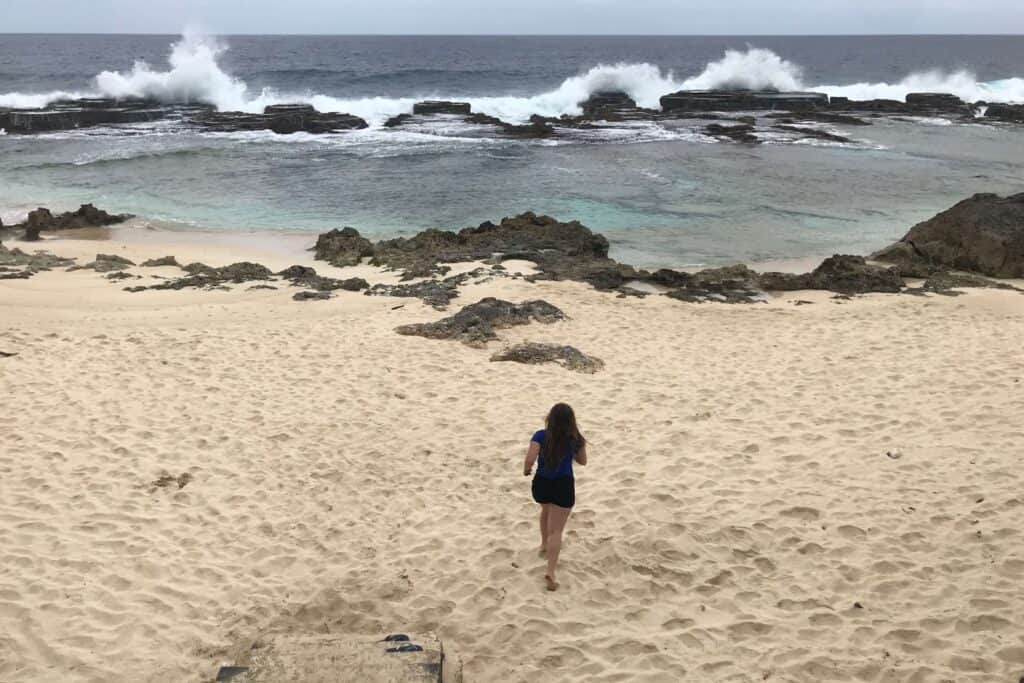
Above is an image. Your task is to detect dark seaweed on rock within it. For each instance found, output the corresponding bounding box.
[395,298,566,347]
[366,268,499,310]
[277,265,369,292]
[0,243,76,279]
[140,256,181,268]
[124,262,273,292]
[490,342,604,374]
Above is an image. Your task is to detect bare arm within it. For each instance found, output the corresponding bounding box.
[524,441,540,476]
[574,443,588,466]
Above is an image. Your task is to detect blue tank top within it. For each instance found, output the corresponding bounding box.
[532,429,575,479]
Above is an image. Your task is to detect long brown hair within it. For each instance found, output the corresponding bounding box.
[541,403,584,471]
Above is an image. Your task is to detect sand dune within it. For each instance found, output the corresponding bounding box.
[1,234,1023,682]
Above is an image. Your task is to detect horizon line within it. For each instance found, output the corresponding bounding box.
[1,31,1023,37]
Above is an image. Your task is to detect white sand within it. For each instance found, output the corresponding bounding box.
[2,233,1023,682]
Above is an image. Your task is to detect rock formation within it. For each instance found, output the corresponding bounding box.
[490,342,604,373]
[395,298,565,347]
[194,104,368,134]
[312,227,375,267]
[872,193,1024,277]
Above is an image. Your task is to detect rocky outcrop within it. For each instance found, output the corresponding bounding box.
[908,271,1024,296]
[293,291,332,301]
[771,124,852,144]
[0,243,76,279]
[370,213,617,283]
[140,256,181,267]
[579,91,638,116]
[313,227,375,267]
[194,104,368,134]
[412,101,472,115]
[0,98,167,134]
[72,253,136,273]
[904,92,970,113]
[871,193,1024,278]
[125,261,273,292]
[491,342,604,373]
[705,123,759,144]
[658,265,765,304]
[366,268,498,309]
[759,255,904,294]
[12,204,133,240]
[661,90,829,113]
[277,265,369,292]
[767,111,872,126]
[395,298,565,347]
[985,104,1024,124]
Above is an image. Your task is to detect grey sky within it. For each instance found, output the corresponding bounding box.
[4,0,1023,35]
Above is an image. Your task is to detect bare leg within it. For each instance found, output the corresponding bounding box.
[544,505,572,590]
[538,505,550,555]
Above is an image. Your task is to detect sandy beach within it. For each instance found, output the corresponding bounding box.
[2,230,1024,682]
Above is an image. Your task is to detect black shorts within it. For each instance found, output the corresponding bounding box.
[532,476,575,509]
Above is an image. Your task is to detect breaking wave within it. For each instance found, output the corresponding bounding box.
[2,33,1023,127]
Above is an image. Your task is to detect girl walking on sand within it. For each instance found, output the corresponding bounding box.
[523,403,587,591]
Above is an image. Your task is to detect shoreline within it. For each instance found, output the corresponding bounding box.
[4,220,867,276]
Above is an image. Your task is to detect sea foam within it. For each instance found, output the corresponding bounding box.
[2,33,1023,127]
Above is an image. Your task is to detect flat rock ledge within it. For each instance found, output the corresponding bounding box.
[395,298,566,347]
[491,342,604,374]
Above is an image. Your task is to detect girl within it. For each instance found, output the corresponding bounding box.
[523,403,588,591]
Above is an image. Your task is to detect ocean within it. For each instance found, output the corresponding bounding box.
[2,33,1024,268]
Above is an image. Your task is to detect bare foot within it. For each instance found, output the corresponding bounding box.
[544,574,559,591]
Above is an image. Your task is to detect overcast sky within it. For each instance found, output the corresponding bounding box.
[4,0,1024,35]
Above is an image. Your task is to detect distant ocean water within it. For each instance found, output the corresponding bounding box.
[2,33,1024,268]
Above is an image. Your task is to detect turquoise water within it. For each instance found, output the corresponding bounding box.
[3,34,1024,268]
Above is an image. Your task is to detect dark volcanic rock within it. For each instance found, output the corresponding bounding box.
[370,212,611,277]
[760,256,903,294]
[767,111,872,126]
[661,90,828,113]
[905,92,969,112]
[293,290,332,301]
[579,91,638,115]
[368,279,462,310]
[807,255,903,293]
[384,113,415,128]
[1,98,167,134]
[490,342,604,374]
[662,264,765,304]
[216,262,274,282]
[909,271,1024,296]
[412,101,472,115]
[140,255,181,267]
[17,204,133,236]
[985,103,1024,124]
[182,262,218,276]
[0,244,77,275]
[313,227,375,267]
[74,253,136,273]
[395,298,565,347]
[366,268,496,309]
[126,261,274,292]
[772,124,852,143]
[705,123,759,144]
[502,118,556,138]
[871,193,1024,277]
[277,264,368,292]
[194,105,368,134]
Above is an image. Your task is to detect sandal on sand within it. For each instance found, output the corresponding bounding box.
[544,574,559,591]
